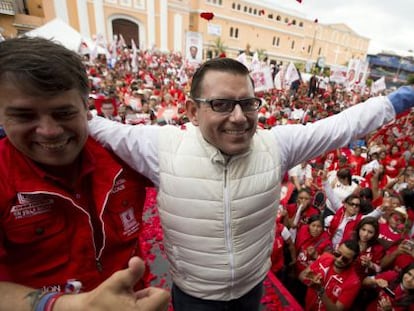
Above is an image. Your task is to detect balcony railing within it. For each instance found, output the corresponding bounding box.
[0,0,14,15]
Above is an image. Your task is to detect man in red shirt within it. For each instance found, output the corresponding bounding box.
[348,146,366,176]
[0,37,169,311]
[299,240,361,311]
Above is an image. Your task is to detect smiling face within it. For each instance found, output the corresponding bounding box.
[0,82,90,168]
[345,198,361,217]
[186,70,258,156]
[402,268,414,290]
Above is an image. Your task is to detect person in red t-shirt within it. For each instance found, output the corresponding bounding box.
[299,240,361,311]
[363,263,414,311]
[292,215,332,307]
[348,146,367,177]
[382,145,406,179]
[379,206,410,249]
[270,221,296,279]
[381,238,414,273]
[284,188,320,238]
[352,217,385,279]
[295,215,332,275]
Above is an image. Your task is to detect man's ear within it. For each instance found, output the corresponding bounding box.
[185,99,200,126]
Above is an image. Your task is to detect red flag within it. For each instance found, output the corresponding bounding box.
[200,12,214,21]
[259,9,265,15]
[296,0,302,3]
[314,18,318,23]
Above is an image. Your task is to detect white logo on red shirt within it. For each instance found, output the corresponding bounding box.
[120,208,139,236]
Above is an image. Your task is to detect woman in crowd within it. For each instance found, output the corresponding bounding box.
[283,187,320,240]
[382,144,406,180]
[324,188,383,249]
[381,238,414,273]
[363,262,414,311]
[329,168,360,201]
[290,215,331,306]
[295,215,332,275]
[378,206,410,249]
[353,217,385,279]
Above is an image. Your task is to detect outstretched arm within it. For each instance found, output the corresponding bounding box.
[274,86,414,173]
[0,257,170,311]
[88,117,161,186]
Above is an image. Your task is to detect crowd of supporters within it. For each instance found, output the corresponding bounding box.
[81,46,414,310]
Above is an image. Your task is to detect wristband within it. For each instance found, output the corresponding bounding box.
[45,293,65,311]
[35,292,65,311]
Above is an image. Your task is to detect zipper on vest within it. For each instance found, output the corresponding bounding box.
[223,167,235,291]
[96,259,103,272]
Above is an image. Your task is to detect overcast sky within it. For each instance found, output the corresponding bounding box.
[262,0,414,55]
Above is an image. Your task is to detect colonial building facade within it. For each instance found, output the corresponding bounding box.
[0,0,369,67]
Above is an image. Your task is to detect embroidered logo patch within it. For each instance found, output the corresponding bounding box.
[11,193,54,219]
[120,208,139,236]
[112,178,126,194]
[332,285,342,297]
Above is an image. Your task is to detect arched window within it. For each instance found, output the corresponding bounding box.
[276,15,281,21]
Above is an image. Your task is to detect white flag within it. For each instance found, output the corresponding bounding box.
[236,52,247,67]
[251,67,274,92]
[284,62,299,89]
[250,52,261,72]
[131,39,138,73]
[371,76,386,94]
[274,66,285,90]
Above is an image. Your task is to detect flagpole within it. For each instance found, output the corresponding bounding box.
[309,24,319,71]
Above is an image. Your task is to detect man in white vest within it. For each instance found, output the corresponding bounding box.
[89,58,414,311]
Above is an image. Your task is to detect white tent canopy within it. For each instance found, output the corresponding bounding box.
[24,18,83,52]
[25,18,109,56]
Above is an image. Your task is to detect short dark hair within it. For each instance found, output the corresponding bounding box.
[337,168,352,185]
[359,187,373,201]
[342,239,360,259]
[307,214,324,227]
[344,194,360,205]
[190,58,254,99]
[0,37,89,103]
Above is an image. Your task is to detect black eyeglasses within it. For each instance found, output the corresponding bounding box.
[346,202,360,208]
[332,251,352,264]
[192,97,262,113]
